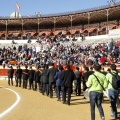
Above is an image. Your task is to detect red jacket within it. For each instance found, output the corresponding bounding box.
[100,56,106,63]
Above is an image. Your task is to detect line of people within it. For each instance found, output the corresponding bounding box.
[7,63,120,120]
[7,63,81,106]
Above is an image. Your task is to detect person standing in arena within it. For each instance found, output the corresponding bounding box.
[39,66,44,93]
[15,65,22,87]
[62,65,75,105]
[22,65,29,89]
[8,66,14,86]
[15,66,18,86]
[86,63,108,120]
[82,67,94,92]
[28,66,35,90]
[106,64,120,119]
[47,63,58,98]
[34,67,41,91]
[41,64,49,96]
[74,67,82,96]
[54,65,63,101]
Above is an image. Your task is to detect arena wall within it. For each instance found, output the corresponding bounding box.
[0,34,120,44]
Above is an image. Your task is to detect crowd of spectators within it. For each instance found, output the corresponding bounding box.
[0,37,120,68]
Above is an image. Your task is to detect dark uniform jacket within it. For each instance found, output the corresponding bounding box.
[28,69,35,80]
[82,71,94,82]
[47,67,58,83]
[74,70,82,83]
[54,70,63,86]
[16,69,22,78]
[8,68,14,78]
[41,69,49,84]
[22,69,29,80]
[34,71,40,82]
[62,70,75,88]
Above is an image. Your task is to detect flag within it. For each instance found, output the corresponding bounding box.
[16,3,20,10]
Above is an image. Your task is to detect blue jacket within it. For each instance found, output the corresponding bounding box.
[54,70,63,86]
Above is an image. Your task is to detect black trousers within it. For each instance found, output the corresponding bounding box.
[63,87,72,104]
[83,81,87,91]
[16,77,22,87]
[40,82,43,93]
[29,78,34,89]
[34,81,40,91]
[42,83,49,96]
[8,77,13,86]
[23,79,28,88]
[74,82,81,95]
[49,82,56,98]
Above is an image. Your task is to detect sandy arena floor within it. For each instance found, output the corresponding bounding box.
[0,80,120,120]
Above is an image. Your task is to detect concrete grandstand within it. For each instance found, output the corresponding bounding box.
[0,2,120,40]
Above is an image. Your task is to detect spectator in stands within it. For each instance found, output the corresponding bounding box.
[109,39,114,53]
[27,39,31,43]
[114,46,119,59]
[12,40,16,44]
[2,60,6,68]
[100,54,106,65]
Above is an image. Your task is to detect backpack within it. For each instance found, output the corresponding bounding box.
[111,72,120,90]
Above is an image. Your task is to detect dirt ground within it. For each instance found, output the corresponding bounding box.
[0,80,120,120]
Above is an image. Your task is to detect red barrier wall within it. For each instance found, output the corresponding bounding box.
[0,69,8,76]
[0,66,120,76]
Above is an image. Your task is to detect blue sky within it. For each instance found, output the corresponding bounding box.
[0,0,120,17]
